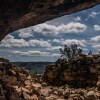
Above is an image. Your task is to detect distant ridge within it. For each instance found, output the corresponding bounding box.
[12,62,54,74]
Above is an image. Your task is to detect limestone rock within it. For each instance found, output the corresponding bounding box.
[86,91,97,100]
[30,94,38,100]
[40,88,52,96]
[32,83,42,89]
[23,92,30,100]
[4,76,17,85]
[97,80,100,90]
[22,87,31,93]
[25,80,32,86]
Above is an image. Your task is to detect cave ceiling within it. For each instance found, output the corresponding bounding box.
[0,0,100,41]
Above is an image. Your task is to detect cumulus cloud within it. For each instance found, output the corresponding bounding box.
[47,46,62,51]
[94,25,100,31]
[86,11,100,20]
[89,11,100,18]
[91,35,100,51]
[51,53,60,57]
[18,28,33,38]
[91,35,100,42]
[73,16,81,21]
[12,50,60,57]
[52,39,86,47]
[12,50,50,57]
[0,35,52,48]
[0,35,29,48]
[32,22,87,35]
[92,44,100,49]
[29,39,51,47]
[52,38,64,43]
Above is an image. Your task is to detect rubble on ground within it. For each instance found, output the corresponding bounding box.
[0,57,100,100]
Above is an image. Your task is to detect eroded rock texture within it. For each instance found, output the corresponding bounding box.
[0,57,100,100]
[43,54,100,87]
[0,0,100,41]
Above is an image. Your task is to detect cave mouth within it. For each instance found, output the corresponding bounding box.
[0,4,100,89]
[0,1,100,100]
[0,0,100,42]
[0,4,100,78]
[0,4,100,63]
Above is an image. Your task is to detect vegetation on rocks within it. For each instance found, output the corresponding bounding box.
[0,44,100,100]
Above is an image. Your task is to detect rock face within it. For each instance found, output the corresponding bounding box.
[0,0,100,41]
[0,57,100,100]
[43,54,100,87]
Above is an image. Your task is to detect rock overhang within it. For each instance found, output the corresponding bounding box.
[0,0,100,41]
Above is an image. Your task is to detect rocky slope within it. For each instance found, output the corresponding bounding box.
[0,57,100,100]
[43,54,100,88]
[0,0,100,41]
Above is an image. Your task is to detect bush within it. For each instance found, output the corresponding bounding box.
[59,43,82,60]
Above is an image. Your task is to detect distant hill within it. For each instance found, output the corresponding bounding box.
[12,62,54,74]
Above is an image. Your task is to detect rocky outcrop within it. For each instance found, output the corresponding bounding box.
[0,57,41,100]
[0,0,100,41]
[0,57,100,100]
[43,54,100,87]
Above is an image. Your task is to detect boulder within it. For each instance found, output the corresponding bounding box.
[32,83,42,89]
[18,73,27,82]
[23,92,30,100]
[30,94,38,100]
[86,91,97,100]
[22,87,30,93]
[25,80,31,86]
[4,76,17,85]
[40,88,52,96]
[97,80,100,90]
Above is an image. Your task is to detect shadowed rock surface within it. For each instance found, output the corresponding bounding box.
[43,54,100,87]
[0,57,100,100]
[0,0,100,41]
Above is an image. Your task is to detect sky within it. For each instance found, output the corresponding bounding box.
[0,5,100,62]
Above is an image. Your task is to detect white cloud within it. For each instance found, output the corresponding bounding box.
[52,39,61,43]
[90,11,100,18]
[12,50,50,57]
[94,25,100,31]
[4,34,14,40]
[32,22,87,35]
[51,53,60,57]
[62,39,86,47]
[92,44,100,49]
[0,35,51,48]
[82,48,88,51]
[52,39,86,47]
[91,35,100,42]
[91,37,100,50]
[18,28,33,38]
[29,39,51,47]
[73,16,81,21]
[0,35,29,48]
[47,46,62,50]
[12,50,60,57]
[86,11,100,20]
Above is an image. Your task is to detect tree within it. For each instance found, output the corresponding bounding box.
[59,43,82,60]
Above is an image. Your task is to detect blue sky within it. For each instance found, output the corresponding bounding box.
[0,5,100,62]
